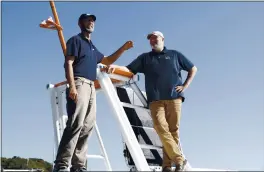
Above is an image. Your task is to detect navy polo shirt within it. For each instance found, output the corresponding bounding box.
[64,33,104,81]
[126,47,194,103]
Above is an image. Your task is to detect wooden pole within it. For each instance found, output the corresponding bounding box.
[49,0,66,56]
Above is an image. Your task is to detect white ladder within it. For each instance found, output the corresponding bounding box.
[115,84,192,171]
[47,64,190,171]
[96,65,191,171]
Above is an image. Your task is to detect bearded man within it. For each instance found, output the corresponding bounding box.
[108,31,197,172]
[52,13,133,172]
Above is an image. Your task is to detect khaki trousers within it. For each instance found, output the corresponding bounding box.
[54,77,96,170]
[149,98,184,168]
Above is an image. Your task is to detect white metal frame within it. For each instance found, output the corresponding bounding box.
[47,68,113,171]
[96,69,152,171]
[2,170,43,172]
[46,64,189,171]
[47,64,236,171]
[118,85,191,171]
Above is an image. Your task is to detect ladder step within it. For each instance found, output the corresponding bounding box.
[121,102,150,112]
[86,154,104,159]
[140,144,162,150]
[131,125,155,130]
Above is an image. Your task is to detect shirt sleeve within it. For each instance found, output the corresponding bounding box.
[177,51,194,71]
[126,54,145,74]
[93,46,105,64]
[65,37,79,58]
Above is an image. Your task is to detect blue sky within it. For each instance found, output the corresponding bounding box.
[2,1,264,171]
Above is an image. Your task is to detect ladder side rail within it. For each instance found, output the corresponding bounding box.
[53,145,56,169]
[129,83,148,107]
[57,89,67,133]
[94,123,112,171]
[53,90,62,144]
[48,85,61,157]
[97,70,150,171]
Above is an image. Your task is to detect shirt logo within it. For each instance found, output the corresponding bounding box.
[165,56,170,59]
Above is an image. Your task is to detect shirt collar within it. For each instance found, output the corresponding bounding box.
[151,46,168,55]
[78,32,93,44]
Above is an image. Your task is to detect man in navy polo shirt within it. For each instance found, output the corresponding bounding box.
[108,31,197,171]
[53,13,133,172]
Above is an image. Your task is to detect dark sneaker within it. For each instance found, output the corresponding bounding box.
[70,167,87,172]
[162,166,173,172]
[175,159,187,171]
[52,167,69,172]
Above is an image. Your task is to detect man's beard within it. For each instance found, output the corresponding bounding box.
[151,42,164,52]
[85,27,94,33]
[81,24,94,33]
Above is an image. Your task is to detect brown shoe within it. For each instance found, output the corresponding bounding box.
[162,166,172,172]
[175,159,187,171]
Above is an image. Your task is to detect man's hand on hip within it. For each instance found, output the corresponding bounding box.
[175,85,187,93]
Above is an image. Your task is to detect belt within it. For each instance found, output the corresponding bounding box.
[74,77,94,85]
